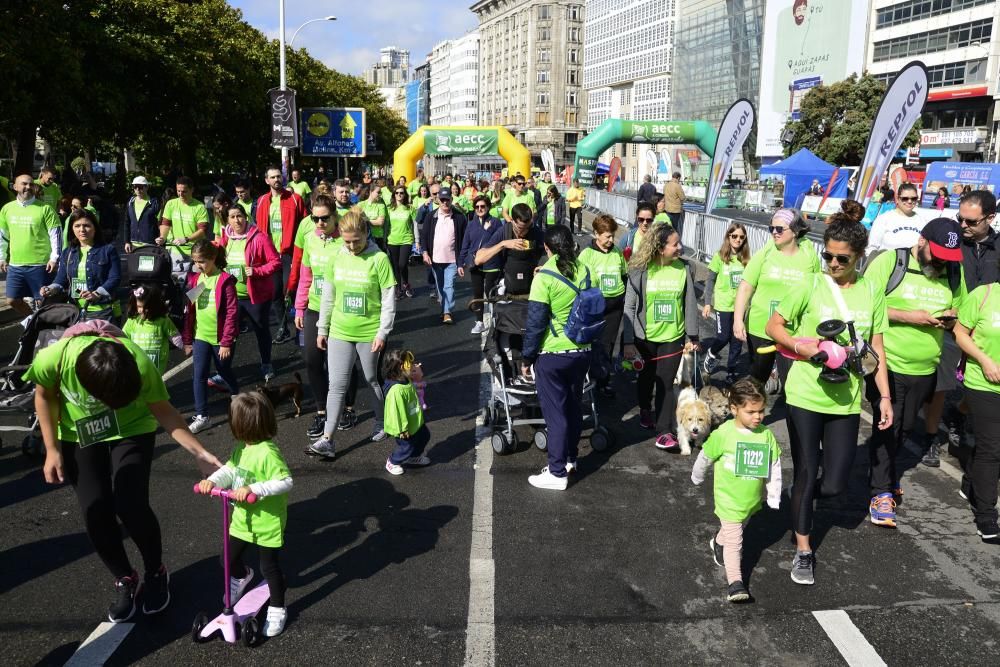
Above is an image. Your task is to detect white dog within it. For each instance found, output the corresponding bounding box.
[675,386,712,455]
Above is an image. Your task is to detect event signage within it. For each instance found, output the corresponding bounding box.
[269,88,298,149]
[423,129,499,156]
[920,161,1000,208]
[626,122,696,144]
[301,107,366,157]
[706,99,756,214]
[856,61,929,207]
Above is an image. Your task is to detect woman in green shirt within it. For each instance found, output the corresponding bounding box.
[702,222,750,383]
[43,209,120,321]
[579,213,628,397]
[360,185,388,252]
[386,186,416,298]
[411,183,431,213]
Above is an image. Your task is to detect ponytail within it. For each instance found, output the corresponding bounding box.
[544,224,578,280]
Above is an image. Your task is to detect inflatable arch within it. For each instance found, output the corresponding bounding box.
[393,126,531,184]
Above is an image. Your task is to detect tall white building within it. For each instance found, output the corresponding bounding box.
[363,45,411,115]
[584,0,676,184]
[429,32,481,127]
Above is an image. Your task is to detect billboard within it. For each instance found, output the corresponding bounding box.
[920,162,1000,208]
[301,108,366,157]
[755,0,868,158]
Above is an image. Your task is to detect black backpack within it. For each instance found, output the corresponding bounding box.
[865,247,961,297]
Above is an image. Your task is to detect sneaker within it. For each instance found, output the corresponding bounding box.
[142,565,170,615]
[274,329,292,344]
[386,458,404,475]
[262,606,288,637]
[338,408,358,430]
[108,571,142,623]
[528,466,568,491]
[471,321,486,335]
[443,313,454,325]
[206,375,231,393]
[960,477,973,506]
[945,407,968,448]
[403,455,431,466]
[727,580,750,603]
[371,427,388,442]
[639,409,655,430]
[921,441,941,467]
[188,414,210,434]
[404,284,414,298]
[654,433,679,451]
[710,537,724,567]
[790,551,815,585]
[566,459,577,474]
[977,521,1000,544]
[869,492,897,528]
[306,414,327,439]
[228,566,254,606]
[261,364,276,383]
[308,437,336,459]
[702,351,720,376]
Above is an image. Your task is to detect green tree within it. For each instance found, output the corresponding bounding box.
[780,73,922,165]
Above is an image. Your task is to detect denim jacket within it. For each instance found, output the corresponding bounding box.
[49,244,121,301]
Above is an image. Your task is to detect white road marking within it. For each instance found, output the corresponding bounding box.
[162,356,193,382]
[812,610,887,667]
[64,621,134,667]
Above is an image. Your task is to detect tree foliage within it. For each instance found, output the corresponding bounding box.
[780,73,922,165]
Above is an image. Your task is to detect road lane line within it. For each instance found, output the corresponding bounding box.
[64,621,134,667]
[464,353,495,667]
[812,610,887,667]
[162,356,193,382]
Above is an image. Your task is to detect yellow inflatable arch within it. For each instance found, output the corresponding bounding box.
[393,126,531,183]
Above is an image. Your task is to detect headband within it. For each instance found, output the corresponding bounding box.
[402,351,415,374]
[772,209,796,226]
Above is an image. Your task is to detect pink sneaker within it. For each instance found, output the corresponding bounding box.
[639,409,655,430]
[655,433,679,450]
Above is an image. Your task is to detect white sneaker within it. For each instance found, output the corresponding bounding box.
[385,458,404,475]
[403,455,431,466]
[566,460,577,473]
[227,566,254,606]
[308,437,336,459]
[471,321,486,335]
[262,605,287,637]
[371,427,388,442]
[528,466,568,490]
[188,414,210,434]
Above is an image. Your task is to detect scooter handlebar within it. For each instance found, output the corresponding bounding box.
[192,483,257,504]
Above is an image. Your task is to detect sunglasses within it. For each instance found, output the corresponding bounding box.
[729,233,745,240]
[957,215,989,226]
[395,190,405,195]
[898,196,918,203]
[475,204,487,209]
[431,192,440,197]
[637,217,654,223]
[769,226,789,234]
[313,214,332,222]
[821,251,854,264]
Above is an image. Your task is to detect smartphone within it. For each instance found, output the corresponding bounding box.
[937,315,957,322]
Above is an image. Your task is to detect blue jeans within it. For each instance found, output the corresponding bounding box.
[431,262,458,315]
[192,339,239,415]
[534,351,590,478]
[6,265,51,299]
[390,425,430,464]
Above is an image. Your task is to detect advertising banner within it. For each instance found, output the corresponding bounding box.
[424,129,499,156]
[755,0,868,158]
[920,162,1000,208]
[269,88,298,149]
[301,107,366,157]
[541,148,556,176]
[607,157,622,192]
[706,99,755,214]
[856,61,929,207]
[657,149,672,184]
[626,121,699,144]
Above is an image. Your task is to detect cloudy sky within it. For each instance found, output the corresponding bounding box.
[228,1,479,75]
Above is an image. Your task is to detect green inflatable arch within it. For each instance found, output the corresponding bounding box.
[573,119,718,187]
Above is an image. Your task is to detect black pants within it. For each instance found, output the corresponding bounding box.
[635,338,684,434]
[63,433,162,579]
[865,370,936,496]
[303,309,358,411]
[238,298,272,366]
[228,535,286,607]
[966,388,1000,527]
[569,206,582,232]
[748,333,791,389]
[598,294,625,388]
[667,211,683,235]
[387,244,411,287]
[786,405,861,536]
[271,254,293,330]
[470,268,501,322]
[707,311,742,372]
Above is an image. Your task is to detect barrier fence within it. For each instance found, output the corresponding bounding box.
[681,211,824,264]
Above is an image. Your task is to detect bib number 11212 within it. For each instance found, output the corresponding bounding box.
[734,441,770,479]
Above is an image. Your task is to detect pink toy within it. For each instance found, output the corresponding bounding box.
[768,337,850,370]
[411,362,427,410]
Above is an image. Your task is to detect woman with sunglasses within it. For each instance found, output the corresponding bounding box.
[702,222,750,383]
[618,202,656,261]
[765,213,891,586]
[460,195,503,335]
[866,183,921,254]
[535,185,566,229]
[386,187,416,298]
[734,208,819,387]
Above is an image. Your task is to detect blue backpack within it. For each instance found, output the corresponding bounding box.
[538,267,606,344]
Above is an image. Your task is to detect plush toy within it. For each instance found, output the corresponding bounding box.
[410,362,427,410]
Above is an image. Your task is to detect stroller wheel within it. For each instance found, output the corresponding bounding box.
[533,429,548,452]
[591,427,613,452]
[491,432,514,456]
[21,435,42,458]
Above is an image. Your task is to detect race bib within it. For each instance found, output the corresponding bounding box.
[729,271,743,289]
[600,274,618,292]
[769,299,781,317]
[270,219,282,236]
[76,410,120,448]
[70,278,86,298]
[197,289,210,309]
[734,441,771,479]
[653,299,678,323]
[343,291,366,315]
[311,274,325,293]
[143,348,160,369]
[229,265,245,282]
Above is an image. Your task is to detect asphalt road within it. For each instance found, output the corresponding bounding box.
[1,247,999,666]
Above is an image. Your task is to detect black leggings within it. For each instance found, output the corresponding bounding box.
[228,535,286,607]
[238,298,272,366]
[63,433,162,579]
[599,294,626,388]
[786,405,861,536]
[303,308,358,412]
[271,254,292,329]
[470,269,501,321]
[635,338,684,433]
[387,244,411,287]
[865,371,936,496]
[748,333,791,389]
[707,311,742,372]
[569,206,582,231]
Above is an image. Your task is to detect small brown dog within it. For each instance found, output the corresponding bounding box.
[699,384,731,428]
[256,372,304,418]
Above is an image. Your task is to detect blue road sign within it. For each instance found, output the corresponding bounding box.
[301,107,366,157]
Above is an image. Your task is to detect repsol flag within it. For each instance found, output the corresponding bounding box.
[705,99,755,214]
[856,61,929,207]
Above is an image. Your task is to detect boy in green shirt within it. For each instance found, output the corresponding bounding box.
[382,349,432,475]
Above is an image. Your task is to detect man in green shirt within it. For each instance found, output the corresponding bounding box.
[34,167,62,212]
[334,179,353,217]
[234,178,256,220]
[501,176,537,223]
[158,175,207,256]
[407,169,425,197]
[0,173,61,315]
[287,169,312,200]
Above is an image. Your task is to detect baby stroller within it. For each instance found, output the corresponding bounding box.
[474,287,612,456]
[0,302,81,457]
[125,243,187,328]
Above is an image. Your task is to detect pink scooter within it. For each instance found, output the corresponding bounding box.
[191,485,271,647]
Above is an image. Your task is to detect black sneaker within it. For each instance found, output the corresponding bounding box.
[727,580,750,603]
[108,571,142,623]
[945,407,968,448]
[960,477,974,507]
[709,537,724,567]
[142,565,171,615]
[338,408,357,431]
[307,414,327,439]
[977,521,1000,545]
[274,329,292,345]
[921,442,941,468]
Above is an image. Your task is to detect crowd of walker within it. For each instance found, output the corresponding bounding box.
[3,164,1000,629]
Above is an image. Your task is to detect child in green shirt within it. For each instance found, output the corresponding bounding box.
[382,349,432,476]
[122,284,181,375]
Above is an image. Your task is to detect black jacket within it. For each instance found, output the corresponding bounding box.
[420,208,468,264]
[962,227,1000,291]
[637,182,657,203]
[535,198,566,228]
[125,195,161,245]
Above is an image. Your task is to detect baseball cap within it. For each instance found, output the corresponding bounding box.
[921,217,963,261]
[131,176,149,186]
[437,189,452,201]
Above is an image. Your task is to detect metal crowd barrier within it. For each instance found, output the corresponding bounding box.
[681,211,824,264]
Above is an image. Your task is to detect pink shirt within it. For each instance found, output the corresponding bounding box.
[433,209,457,263]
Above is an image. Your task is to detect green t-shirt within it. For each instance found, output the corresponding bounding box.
[288,180,311,199]
[326,247,396,342]
[632,229,645,255]
[226,238,249,298]
[225,440,290,548]
[301,231,343,312]
[380,186,393,206]
[237,199,253,218]
[35,181,62,211]
[863,250,966,376]
[132,197,149,220]
[407,179,424,197]
[546,205,555,226]
[162,198,208,254]
[742,240,821,339]
[412,196,428,212]
[0,200,59,265]
[455,195,472,213]
[387,206,415,246]
[702,420,781,523]
[644,260,687,343]
[958,284,1000,395]
[294,215,315,253]
[707,252,746,313]
[268,198,282,251]
[578,246,627,298]
[123,315,178,375]
[502,192,537,216]
[73,246,103,311]
[194,272,222,345]
[779,273,888,415]
[528,256,591,354]
[654,212,670,223]
[384,381,425,437]
[361,201,388,239]
[23,336,168,443]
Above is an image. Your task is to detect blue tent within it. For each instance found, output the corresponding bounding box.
[760,148,849,206]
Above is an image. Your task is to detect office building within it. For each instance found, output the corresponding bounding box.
[429,32,480,127]
[363,46,411,109]
[472,0,587,167]
[406,63,431,133]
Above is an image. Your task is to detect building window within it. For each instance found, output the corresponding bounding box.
[537,71,550,83]
[567,90,578,106]
[569,27,581,42]
[631,144,637,158]
[538,4,550,19]
[538,27,550,41]
[568,5,581,21]
[872,18,992,63]
[876,0,993,30]
[565,132,578,146]
[876,59,989,88]
[537,92,550,105]
[539,48,551,63]
[568,49,579,64]
[565,112,577,125]
[536,111,550,125]
[567,69,579,85]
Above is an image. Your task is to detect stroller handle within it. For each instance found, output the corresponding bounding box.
[192,484,257,504]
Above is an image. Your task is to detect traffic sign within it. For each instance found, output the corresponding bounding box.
[301,107,366,157]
